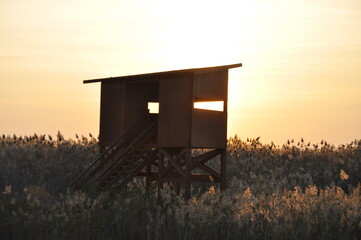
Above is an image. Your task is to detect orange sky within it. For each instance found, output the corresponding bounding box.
[1,0,360,145]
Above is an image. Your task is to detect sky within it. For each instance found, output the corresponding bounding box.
[1,0,360,146]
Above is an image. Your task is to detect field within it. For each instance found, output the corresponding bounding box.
[0,133,360,239]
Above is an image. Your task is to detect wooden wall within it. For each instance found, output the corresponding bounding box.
[191,70,228,148]
[124,83,154,128]
[158,74,192,147]
[191,110,227,148]
[99,81,126,146]
[193,70,228,100]
[99,81,158,147]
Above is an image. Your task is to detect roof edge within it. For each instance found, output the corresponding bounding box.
[83,63,242,84]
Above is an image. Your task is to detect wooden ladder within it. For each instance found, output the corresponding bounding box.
[71,113,158,192]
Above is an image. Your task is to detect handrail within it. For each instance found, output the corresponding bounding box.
[99,112,152,160]
[70,111,152,188]
[79,116,157,189]
[96,120,158,185]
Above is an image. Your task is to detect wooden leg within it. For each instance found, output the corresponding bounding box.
[145,162,151,192]
[175,182,181,195]
[99,146,106,159]
[184,148,192,200]
[220,149,227,191]
[157,149,165,200]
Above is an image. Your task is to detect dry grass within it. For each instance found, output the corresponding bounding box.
[0,133,360,239]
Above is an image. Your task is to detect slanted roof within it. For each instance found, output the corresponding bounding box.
[83,63,242,84]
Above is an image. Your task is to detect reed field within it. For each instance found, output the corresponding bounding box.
[0,133,360,239]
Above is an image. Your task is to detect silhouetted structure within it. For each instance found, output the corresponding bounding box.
[71,63,242,199]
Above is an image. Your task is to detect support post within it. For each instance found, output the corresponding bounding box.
[99,146,106,160]
[145,162,151,192]
[175,182,181,195]
[157,149,164,199]
[184,148,192,200]
[220,148,227,191]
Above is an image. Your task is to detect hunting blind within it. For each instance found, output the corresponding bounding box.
[71,63,242,199]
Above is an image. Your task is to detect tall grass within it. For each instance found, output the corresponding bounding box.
[0,132,98,194]
[0,133,360,239]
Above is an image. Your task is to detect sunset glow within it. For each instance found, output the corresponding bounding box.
[194,101,224,112]
[0,0,360,145]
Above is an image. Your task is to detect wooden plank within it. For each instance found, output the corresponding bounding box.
[118,149,158,188]
[158,174,219,183]
[191,174,219,182]
[158,74,192,147]
[137,171,218,182]
[191,69,228,148]
[158,149,164,198]
[184,148,192,200]
[100,81,158,147]
[193,70,228,100]
[99,81,126,146]
[137,171,157,177]
[159,148,186,177]
[220,149,227,191]
[159,149,186,178]
[191,109,227,148]
[98,121,157,185]
[145,162,151,191]
[192,149,222,166]
[193,161,221,181]
[83,63,241,84]
[124,83,153,130]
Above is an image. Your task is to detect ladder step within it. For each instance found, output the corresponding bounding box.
[73,115,158,192]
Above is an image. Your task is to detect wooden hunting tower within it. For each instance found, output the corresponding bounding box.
[72,63,242,199]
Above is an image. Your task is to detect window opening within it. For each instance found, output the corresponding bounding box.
[194,101,224,112]
[148,102,159,114]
